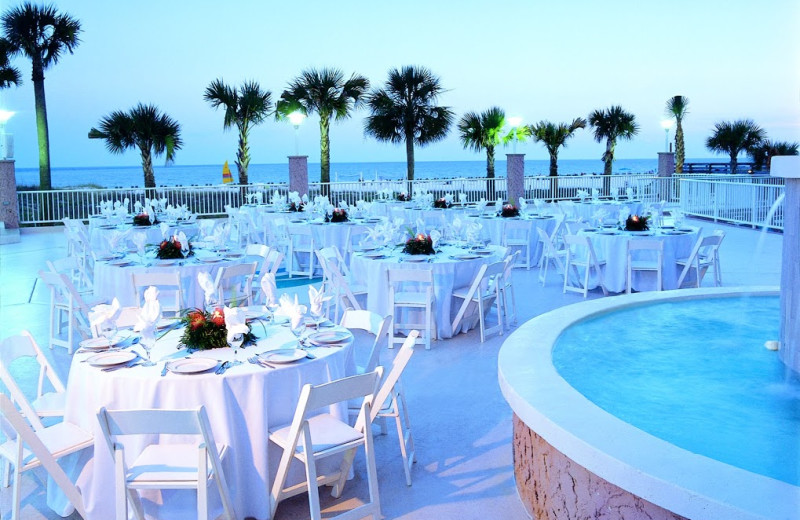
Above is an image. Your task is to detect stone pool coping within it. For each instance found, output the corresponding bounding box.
[498,286,799,520]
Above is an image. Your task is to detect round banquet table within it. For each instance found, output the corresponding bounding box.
[54,319,355,520]
[287,219,373,253]
[89,220,199,251]
[465,214,557,260]
[349,244,506,339]
[578,227,700,293]
[572,200,643,222]
[92,249,249,308]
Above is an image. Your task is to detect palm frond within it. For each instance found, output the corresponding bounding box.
[665,95,689,120]
[706,119,765,156]
[589,105,638,142]
[458,107,505,152]
[1,3,81,68]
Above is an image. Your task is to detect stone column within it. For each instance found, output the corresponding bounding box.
[288,156,309,198]
[771,156,799,373]
[657,152,675,177]
[506,154,525,206]
[0,159,20,244]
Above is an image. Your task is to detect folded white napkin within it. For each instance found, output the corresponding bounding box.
[106,229,130,252]
[260,273,278,305]
[339,201,349,210]
[134,201,143,214]
[160,222,170,240]
[576,189,589,201]
[459,192,467,204]
[444,193,453,205]
[430,229,442,250]
[132,232,147,256]
[279,294,306,330]
[592,209,609,224]
[197,271,217,307]
[479,197,486,207]
[223,306,249,343]
[626,187,634,199]
[451,217,463,236]
[495,199,503,213]
[288,191,301,205]
[308,284,331,317]
[465,222,482,243]
[89,298,121,331]
[177,231,189,255]
[592,188,600,201]
[133,286,161,335]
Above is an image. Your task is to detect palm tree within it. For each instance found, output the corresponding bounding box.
[529,118,586,177]
[88,104,182,189]
[705,119,765,174]
[458,107,506,199]
[0,38,21,89]
[364,66,453,192]
[750,140,799,170]
[204,79,272,185]
[276,68,369,191]
[2,2,81,190]
[665,96,689,173]
[588,105,638,195]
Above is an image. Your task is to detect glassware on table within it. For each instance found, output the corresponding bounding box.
[309,307,325,331]
[290,305,308,344]
[140,332,156,366]
[227,333,244,357]
[99,321,117,344]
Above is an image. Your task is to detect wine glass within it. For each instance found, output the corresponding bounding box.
[228,333,244,357]
[309,306,325,331]
[290,305,308,346]
[139,332,156,366]
[99,321,117,346]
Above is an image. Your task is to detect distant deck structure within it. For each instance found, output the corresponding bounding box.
[682,162,758,174]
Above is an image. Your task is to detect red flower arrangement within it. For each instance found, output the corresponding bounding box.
[500,204,520,218]
[133,213,156,226]
[625,215,650,231]
[433,198,451,209]
[156,236,192,259]
[396,192,411,202]
[402,233,435,255]
[178,308,255,350]
[288,202,305,212]
[327,208,349,223]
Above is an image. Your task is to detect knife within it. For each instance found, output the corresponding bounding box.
[102,354,142,372]
[216,361,231,375]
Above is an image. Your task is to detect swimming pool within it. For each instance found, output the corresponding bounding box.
[553,295,799,486]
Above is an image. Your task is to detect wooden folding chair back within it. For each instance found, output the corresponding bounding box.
[340,309,392,374]
[131,270,184,317]
[214,261,257,307]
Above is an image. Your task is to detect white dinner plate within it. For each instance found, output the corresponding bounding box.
[663,230,689,235]
[307,330,351,345]
[79,337,113,351]
[403,256,428,262]
[596,230,619,235]
[97,253,124,261]
[198,257,222,263]
[108,258,133,266]
[87,350,137,367]
[225,253,245,259]
[156,259,179,266]
[167,358,219,374]
[258,349,306,364]
[362,252,386,259]
[452,254,480,260]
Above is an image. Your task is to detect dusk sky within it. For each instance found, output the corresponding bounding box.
[3,0,799,170]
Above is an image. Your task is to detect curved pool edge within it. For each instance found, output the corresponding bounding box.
[498,286,800,520]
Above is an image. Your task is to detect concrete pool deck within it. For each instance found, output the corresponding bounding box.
[0,218,786,519]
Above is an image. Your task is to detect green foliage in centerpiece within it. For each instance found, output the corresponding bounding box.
[179,308,256,350]
[133,213,156,226]
[403,233,435,255]
[433,198,451,209]
[156,236,193,259]
[500,204,520,218]
[326,208,349,222]
[625,215,650,231]
[288,202,305,212]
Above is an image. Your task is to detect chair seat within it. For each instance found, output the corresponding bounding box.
[126,443,226,485]
[452,286,494,301]
[676,256,713,267]
[630,260,660,270]
[31,391,66,416]
[504,239,528,246]
[269,413,361,453]
[393,292,433,306]
[0,421,92,470]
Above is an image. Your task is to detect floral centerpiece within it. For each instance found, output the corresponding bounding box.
[402,233,435,255]
[500,204,520,218]
[179,308,256,350]
[326,208,348,223]
[625,215,650,231]
[288,202,305,212]
[156,236,193,259]
[433,197,451,209]
[133,213,156,226]
[396,192,411,202]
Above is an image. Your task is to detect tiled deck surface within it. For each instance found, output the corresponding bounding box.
[0,219,783,519]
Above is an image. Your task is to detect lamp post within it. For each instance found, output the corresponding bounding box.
[0,110,14,160]
[660,119,674,153]
[287,111,306,156]
[508,116,523,154]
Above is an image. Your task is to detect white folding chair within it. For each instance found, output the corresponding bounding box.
[563,234,608,298]
[0,394,92,520]
[502,220,532,269]
[340,309,392,375]
[450,261,505,342]
[536,227,566,286]
[387,268,435,350]
[47,256,93,295]
[244,243,278,303]
[214,261,257,307]
[677,231,725,288]
[317,252,367,323]
[287,224,316,278]
[97,406,235,520]
[269,369,383,520]
[626,239,664,294]
[131,270,184,317]
[500,251,520,326]
[345,226,369,263]
[37,270,103,353]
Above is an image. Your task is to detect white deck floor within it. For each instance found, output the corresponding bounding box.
[0,219,783,520]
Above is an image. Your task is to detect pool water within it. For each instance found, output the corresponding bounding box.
[553,296,800,486]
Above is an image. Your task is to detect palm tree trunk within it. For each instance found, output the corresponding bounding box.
[549,151,559,199]
[237,123,250,185]
[320,116,331,197]
[405,129,415,195]
[730,153,738,175]
[140,147,156,190]
[602,138,614,195]
[674,119,684,173]
[486,146,496,200]
[31,60,52,190]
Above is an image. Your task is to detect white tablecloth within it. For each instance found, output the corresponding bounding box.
[56,321,355,520]
[465,215,557,261]
[93,250,249,307]
[579,228,699,292]
[573,200,643,222]
[288,220,372,252]
[89,221,199,251]
[349,245,506,339]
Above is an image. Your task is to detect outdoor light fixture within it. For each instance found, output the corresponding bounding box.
[0,110,14,160]
[508,116,523,154]
[288,111,306,155]
[660,119,674,153]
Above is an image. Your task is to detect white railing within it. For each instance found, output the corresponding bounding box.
[15,173,784,229]
[679,179,784,230]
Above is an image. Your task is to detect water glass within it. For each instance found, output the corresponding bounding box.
[140,333,156,366]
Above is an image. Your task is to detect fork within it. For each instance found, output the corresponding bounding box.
[248,355,276,369]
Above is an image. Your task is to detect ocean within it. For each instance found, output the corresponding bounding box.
[14,158,698,189]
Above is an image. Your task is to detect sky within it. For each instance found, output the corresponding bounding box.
[2,0,799,170]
